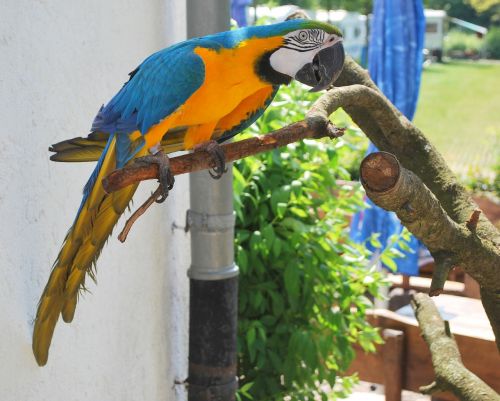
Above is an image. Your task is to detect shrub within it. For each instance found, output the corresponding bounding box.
[483,27,500,59]
[462,154,500,198]
[444,30,482,57]
[234,83,392,400]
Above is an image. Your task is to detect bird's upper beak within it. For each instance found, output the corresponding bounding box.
[294,40,345,92]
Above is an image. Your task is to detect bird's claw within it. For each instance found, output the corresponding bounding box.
[194,140,227,179]
[135,151,175,202]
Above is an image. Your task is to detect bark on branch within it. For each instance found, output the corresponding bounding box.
[334,58,500,246]
[331,58,499,350]
[411,293,500,401]
[103,120,343,193]
[360,152,500,345]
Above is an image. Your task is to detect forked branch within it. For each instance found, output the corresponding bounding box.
[411,293,499,401]
[359,151,500,348]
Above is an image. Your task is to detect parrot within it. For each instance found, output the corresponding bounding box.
[33,18,344,366]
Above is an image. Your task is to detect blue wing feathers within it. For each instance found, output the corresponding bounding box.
[88,42,206,174]
[90,19,310,138]
[93,43,206,137]
[79,20,308,219]
[85,19,307,197]
[89,20,309,138]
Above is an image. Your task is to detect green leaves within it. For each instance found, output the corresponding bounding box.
[234,82,385,401]
[284,264,300,298]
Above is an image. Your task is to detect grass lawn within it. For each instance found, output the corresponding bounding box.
[414,60,500,178]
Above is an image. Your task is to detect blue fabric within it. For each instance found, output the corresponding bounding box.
[351,0,426,276]
[368,0,425,120]
[231,0,251,27]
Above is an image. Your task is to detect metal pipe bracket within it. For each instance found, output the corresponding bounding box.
[186,209,235,233]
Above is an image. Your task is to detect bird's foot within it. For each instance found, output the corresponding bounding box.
[134,150,174,203]
[193,140,227,179]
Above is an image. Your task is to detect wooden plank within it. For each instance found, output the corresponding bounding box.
[463,273,481,299]
[387,274,465,296]
[346,302,500,401]
[395,294,494,341]
[382,329,404,401]
[372,307,500,393]
[347,344,385,384]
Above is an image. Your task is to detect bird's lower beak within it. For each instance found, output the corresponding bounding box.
[294,41,345,92]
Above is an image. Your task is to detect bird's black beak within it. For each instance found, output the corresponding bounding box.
[295,41,345,92]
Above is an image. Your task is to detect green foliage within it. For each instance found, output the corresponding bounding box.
[462,155,500,197]
[253,0,321,9]
[425,0,498,27]
[444,29,483,56]
[468,0,500,13]
[326,0,372,13]
[234,83,384,400]
[255,0,499,26]
[253,0,371,13]
[484,27,500,59]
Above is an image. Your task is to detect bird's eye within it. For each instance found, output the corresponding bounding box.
[298,31,308,41]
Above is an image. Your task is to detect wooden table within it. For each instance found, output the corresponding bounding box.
[346,295,500,401]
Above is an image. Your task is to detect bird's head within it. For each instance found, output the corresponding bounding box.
[255,20,345,92]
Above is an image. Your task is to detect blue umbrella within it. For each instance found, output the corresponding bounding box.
[231,0,251,27]
[350,0,426,276]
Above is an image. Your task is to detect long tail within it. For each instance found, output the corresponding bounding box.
[33,134,138,366]
[49,127,188,163]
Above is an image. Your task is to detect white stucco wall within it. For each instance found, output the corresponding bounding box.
[0,1,189,400]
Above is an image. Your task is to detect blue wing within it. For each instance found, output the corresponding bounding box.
[91,40,214,167]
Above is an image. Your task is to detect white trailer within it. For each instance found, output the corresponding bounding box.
[316,10,368,61]
[248,6,368,61]
[424,9,447,60]
[247,6,456,63]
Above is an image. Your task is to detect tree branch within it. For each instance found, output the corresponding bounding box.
[313,59,499,349]
[334,57,500,245]
[102,120,343,193]
[411,293,500,401]
[360,152,500,347]
[117,186,163,243]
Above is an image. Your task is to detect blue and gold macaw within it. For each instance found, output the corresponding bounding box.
[33,19,344,365]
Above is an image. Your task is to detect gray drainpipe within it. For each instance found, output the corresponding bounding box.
[186,1,239,400]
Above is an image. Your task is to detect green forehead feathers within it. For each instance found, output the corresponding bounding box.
[298,20,343,36]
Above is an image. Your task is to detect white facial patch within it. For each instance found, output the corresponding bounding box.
[269,46,316,78]
[269,30,342,78]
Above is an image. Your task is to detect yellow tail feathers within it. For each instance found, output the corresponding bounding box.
[34,126,190,366]
[49,128,188,163]
[32,136,138,366]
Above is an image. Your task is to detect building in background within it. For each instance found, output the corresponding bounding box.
[241,4,486,64]
[317,10,368,61]
[0,1,190,400]
[425,9,447,60]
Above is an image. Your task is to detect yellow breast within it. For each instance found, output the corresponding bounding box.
[143,36,283,149]
[172,36,284,125]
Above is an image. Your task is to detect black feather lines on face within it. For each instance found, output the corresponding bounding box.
[283,29,325,52]
[255,50,293,86]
